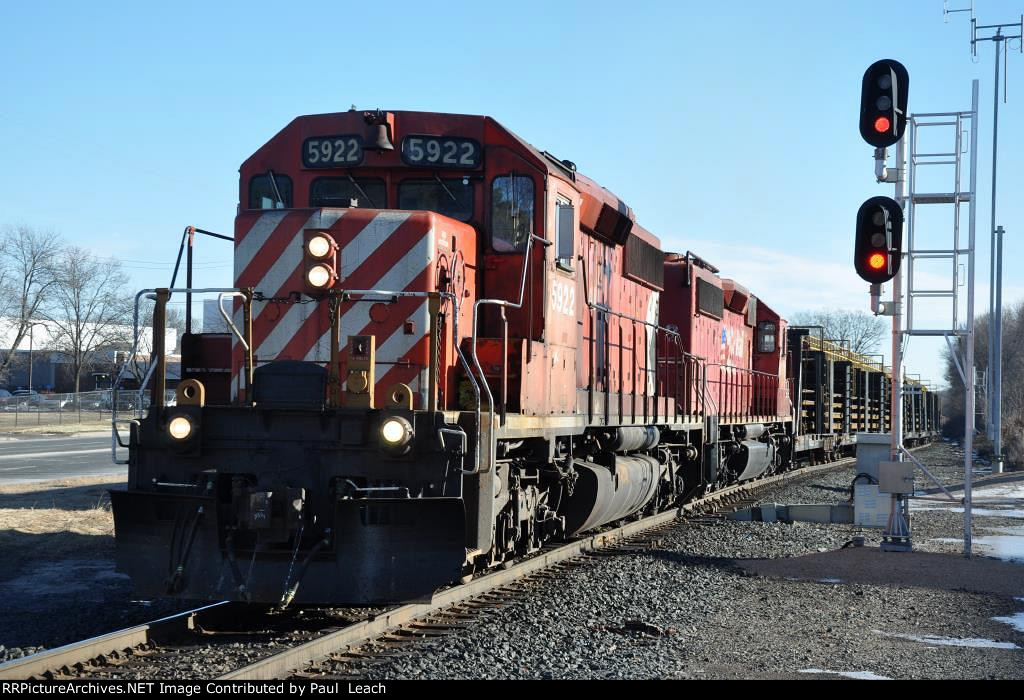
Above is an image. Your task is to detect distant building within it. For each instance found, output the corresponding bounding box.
[0,318,177,392]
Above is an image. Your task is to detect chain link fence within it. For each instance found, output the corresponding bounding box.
[0,389,176,431]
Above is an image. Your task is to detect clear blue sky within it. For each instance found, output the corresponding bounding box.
[1,0,1021,385]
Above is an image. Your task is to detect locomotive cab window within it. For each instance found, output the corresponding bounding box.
[398,178,473,221]
[758,321,777,353]
[555,197,574,270]
[248,172,292,210]
[310,177,385,208]
[491,175,534,253]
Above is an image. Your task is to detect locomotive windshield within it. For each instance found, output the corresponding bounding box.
[249,172,292,209]
[491,174,534,252]
[310,177,385,208]
[398,178,474,221]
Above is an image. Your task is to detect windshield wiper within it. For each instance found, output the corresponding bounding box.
[266,169,285,208]
[346,172,376,208]
[433,174,459,204]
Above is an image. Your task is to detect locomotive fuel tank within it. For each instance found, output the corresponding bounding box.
[562,454,664,535]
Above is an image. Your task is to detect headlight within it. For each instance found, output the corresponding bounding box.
[380,416,413,449]
[306,234,333,259]
[167,415,194,440]
[306,264,333,288]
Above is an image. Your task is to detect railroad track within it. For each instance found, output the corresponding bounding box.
[0,456,864,681]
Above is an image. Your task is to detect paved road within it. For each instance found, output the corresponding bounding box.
[0,433,126,485]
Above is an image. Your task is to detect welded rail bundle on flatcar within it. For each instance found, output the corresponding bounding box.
[110,109,939,605]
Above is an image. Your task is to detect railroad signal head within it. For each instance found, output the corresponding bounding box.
[303,229,339,297]
[854,196,903,284]
[860,59,909,148]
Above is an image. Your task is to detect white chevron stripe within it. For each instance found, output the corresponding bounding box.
[234,210,289,281]
[338,211,411,278]
[233,211,436,399]
[374,299,429,361]
[251,210,323,297]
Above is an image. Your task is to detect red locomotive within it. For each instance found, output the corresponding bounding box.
[110,109,938,605]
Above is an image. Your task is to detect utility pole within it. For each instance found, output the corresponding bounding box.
[947,3,1022,474]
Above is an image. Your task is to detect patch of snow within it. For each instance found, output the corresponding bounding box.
[951,507,1024,519]
[874,629,1019,649]
[799,669,891,680]
[975,482,1024,500]
[969,536,1024,564]
[993,612,1024,634]
[911,502,1024,519]
[926,534,1024,563]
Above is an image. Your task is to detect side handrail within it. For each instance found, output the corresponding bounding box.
[705,363,782,421]
[468,234,550,474]
[578,253,702,424]
[581,253,708,423]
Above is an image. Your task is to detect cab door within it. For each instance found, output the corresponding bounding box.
[546,191,579,415]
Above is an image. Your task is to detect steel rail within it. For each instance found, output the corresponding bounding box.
[219,458,855,681]
[0,602,231,680]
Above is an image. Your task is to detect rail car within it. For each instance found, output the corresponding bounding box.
[787,328,940,459]
[110,109,938,606]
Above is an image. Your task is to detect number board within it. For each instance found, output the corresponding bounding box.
[401,135,482,169]
[302,135,364,168]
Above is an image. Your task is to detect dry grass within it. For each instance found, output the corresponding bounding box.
[0,415,112,435]
[0,476,126,573]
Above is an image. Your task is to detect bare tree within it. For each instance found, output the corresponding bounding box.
[122,300,186,385]
[42,248,130,394]
[789,308,887,355]
[0,226,62,383]
[943,300,1024,468]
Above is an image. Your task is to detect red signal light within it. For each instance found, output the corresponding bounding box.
[874,116,891,133]
[868,252,887,270]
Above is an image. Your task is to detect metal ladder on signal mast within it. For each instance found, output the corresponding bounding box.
[904,90,978,341]
[903,81,980,554]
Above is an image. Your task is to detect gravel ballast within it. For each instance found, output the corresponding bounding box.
[316,441,1023,680]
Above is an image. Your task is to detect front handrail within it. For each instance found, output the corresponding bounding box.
[111,287,249,465]
[336,287,476,474]
[218,292,252,351]
[112,419,140,465]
